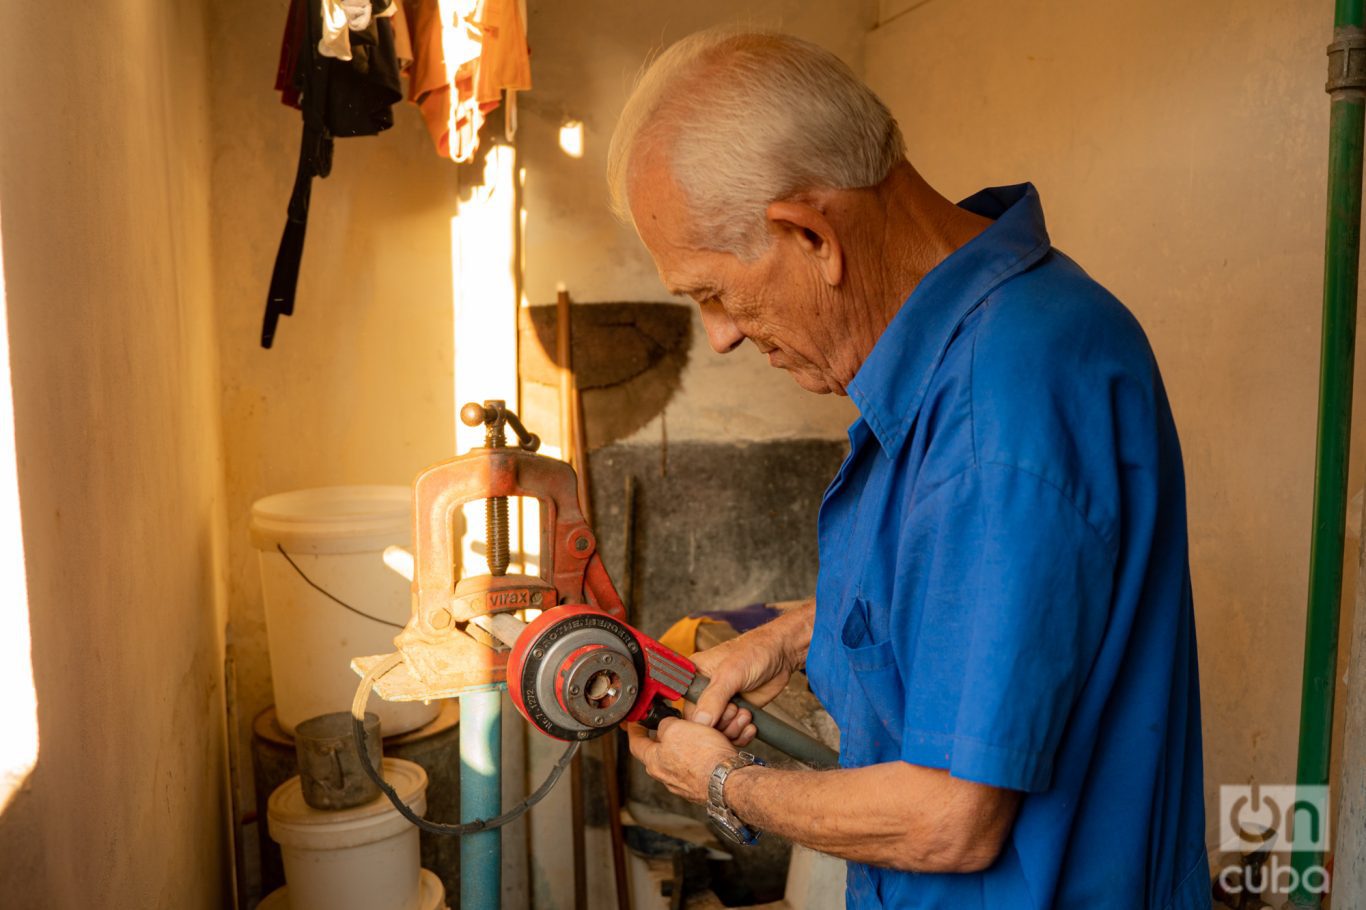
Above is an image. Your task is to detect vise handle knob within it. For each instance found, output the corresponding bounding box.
[460,400,541,453]
[459,401,493,428]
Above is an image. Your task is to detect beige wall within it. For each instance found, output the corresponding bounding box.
[0,2,232,907]
[206,1,464,860]
[866,0,1361,854]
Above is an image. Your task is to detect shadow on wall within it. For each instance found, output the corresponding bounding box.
[520,301,693,448]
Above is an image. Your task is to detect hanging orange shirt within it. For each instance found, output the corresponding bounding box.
[470,0,531,109]
[402,0,531,162]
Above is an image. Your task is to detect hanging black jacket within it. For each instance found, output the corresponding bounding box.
[262,0,403,349]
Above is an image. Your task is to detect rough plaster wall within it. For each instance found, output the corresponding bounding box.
[1339,526,1366,910]
[0,1,231,907]
[206,0,462,879]
[865,0,1365,853]
[518,0,877,447]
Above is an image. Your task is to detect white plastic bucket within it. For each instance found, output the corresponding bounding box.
[250,485,438,735]
[258,869,447,910]
[268,759,432,910]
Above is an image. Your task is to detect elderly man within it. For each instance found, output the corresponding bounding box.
[610,30,1208,910]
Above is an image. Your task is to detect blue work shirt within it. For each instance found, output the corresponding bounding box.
[804,185,1208,909]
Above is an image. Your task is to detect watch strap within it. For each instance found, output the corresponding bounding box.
[707,752,765,846]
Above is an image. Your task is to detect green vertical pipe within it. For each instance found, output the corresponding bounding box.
[1290,2,1365,905]
[1344,0,1366,30]
[461,687,503,908]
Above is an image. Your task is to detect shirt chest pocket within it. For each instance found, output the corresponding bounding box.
[836,595,906,767]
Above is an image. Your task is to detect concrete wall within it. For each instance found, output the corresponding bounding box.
[518,0,872,447]
[865,0,1361,859]
[0,2,232,907]
[1339,512,1366,910]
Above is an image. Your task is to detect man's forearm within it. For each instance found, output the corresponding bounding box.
[723,761,1017,874]
[764,598,816,668]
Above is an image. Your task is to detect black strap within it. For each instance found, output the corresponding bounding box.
[262,123,330,347]
[262,0,331,349]
[261,0,400,348]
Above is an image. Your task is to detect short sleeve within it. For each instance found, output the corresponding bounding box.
[897,462,1117,792]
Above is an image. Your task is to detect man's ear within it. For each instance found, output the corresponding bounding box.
[766,200,844,286]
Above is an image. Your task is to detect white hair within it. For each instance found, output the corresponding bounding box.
[607,29,906,259]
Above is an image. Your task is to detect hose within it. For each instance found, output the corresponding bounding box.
[350,652,579,837]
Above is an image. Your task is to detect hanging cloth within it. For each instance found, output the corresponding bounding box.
[403,0,530,162]
[319,0,401,62]
[263,0,403,349]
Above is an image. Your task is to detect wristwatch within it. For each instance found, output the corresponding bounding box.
[707,752,765,846]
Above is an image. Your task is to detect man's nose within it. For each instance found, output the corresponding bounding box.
[698,301,744,353]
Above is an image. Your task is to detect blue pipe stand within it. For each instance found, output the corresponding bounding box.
[460,686,503,908]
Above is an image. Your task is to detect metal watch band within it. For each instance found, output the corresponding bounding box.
[706,751,765,846]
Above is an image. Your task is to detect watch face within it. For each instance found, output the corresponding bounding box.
[713,815,761,846]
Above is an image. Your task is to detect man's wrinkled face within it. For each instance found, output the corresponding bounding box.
[626,150,845,395]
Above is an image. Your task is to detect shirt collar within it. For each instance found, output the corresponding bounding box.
[847,183,1053,454]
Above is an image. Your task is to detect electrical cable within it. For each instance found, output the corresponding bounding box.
[277,543,404,629]
[351,651,580,836]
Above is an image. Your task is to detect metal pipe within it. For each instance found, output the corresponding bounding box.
[471,611,529,649]
[1290,2,1366,905]
[461,688,504,908]
[570,747,588,910]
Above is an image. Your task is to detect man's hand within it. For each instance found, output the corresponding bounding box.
[686,601,815,746]
[626,718,737,803]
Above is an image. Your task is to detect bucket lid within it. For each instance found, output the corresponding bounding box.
[258,868,447,910]
[268,758,429,849]
[250,485,412,554]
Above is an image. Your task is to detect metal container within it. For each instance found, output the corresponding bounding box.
[294,712,383,811]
